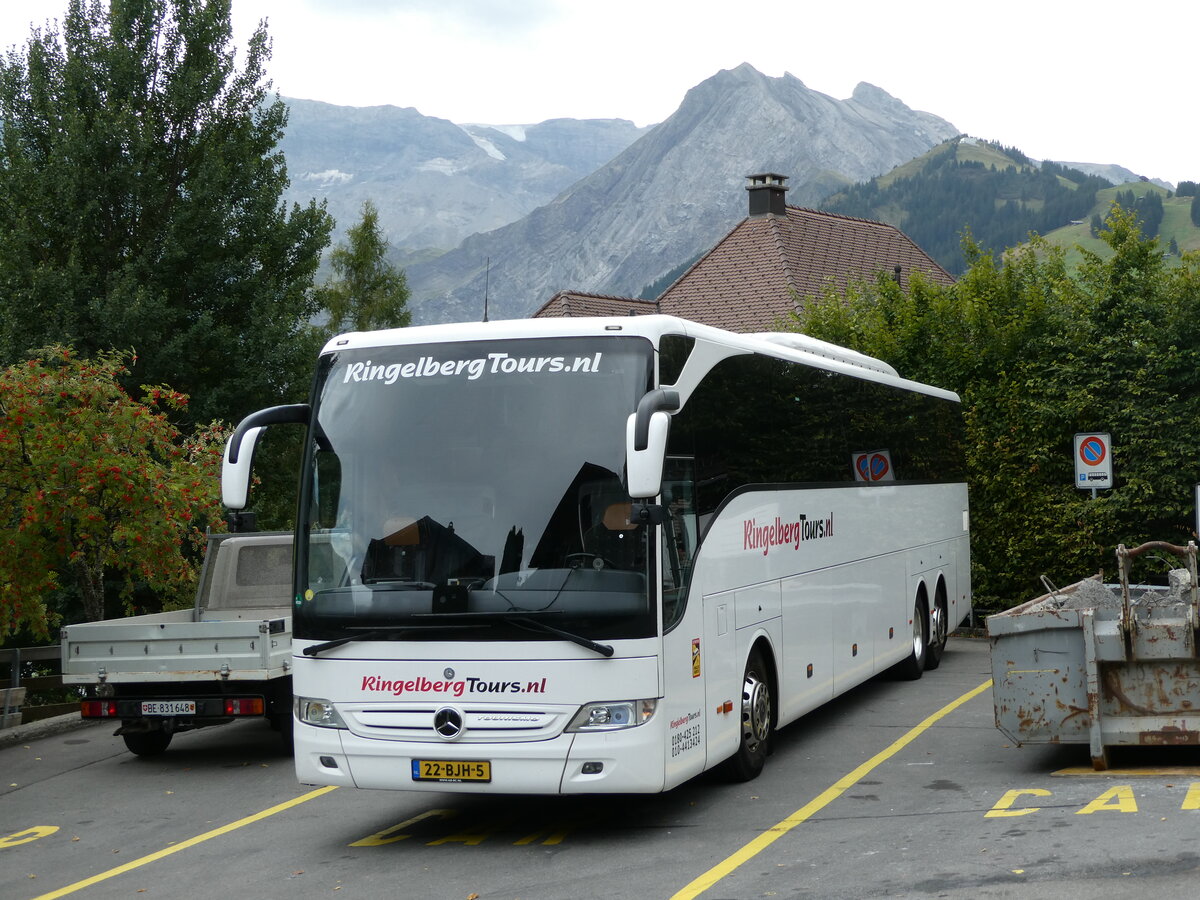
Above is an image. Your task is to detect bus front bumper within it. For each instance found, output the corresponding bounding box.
[295,722,666,794]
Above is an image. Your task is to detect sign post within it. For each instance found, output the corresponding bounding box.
[1074,433,1112,498]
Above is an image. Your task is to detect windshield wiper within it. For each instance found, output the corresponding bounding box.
[503,614,614,658]
[302,623,487,656]
[409,610,615,658]
[303,628,396,656]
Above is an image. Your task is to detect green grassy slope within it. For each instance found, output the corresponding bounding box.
[1041,183,1199,267]
[823,138,1199,272]
[823,139,1110,272]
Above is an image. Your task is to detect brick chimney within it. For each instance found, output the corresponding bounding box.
[746,173,788,217]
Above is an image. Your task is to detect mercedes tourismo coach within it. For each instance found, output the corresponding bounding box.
[222,315,970,794]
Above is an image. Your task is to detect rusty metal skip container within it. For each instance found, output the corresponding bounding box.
[987,541,1200,770]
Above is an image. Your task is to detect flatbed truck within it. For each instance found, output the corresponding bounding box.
[61,531,294,755]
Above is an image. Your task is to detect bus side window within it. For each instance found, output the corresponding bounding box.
[311,449,342,530]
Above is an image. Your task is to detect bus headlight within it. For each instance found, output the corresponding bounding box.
[295,697,347,729]
[566,699,657,732]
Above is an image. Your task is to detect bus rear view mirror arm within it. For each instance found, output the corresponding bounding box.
[634,502,670,525]
[222,404,310,510]
[632,390,680,451]
[626,390,679,500]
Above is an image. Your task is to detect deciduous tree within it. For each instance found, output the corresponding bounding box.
[794,211,1200,609]
[0,347,227,638]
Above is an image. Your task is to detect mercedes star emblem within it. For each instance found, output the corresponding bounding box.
[433,707,463,739]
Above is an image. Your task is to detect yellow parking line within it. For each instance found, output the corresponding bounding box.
[671,679,993,900]
[31,786,338,900]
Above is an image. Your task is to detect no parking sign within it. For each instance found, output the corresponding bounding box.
[1074,432,1112,490]
[852,449,894,483]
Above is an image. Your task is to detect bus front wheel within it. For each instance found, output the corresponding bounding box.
[895,597,928,680]
[723,650,772,782]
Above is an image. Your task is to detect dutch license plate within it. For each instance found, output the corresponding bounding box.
[141,700,196,716]
[412,759,491,783]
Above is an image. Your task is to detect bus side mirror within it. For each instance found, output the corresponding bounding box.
[626,389,680,500]
[626,410,671,499]
[221,403,311,510]
[222,426,264,510]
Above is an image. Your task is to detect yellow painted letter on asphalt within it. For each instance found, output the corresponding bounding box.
[984,788,1052,818]
[0,826,59,848]
[1076,785,1137,815]
[514,823,572,846]
[349,809,457,846]
[426,827,492,846]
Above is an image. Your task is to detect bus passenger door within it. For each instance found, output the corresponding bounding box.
[697,583,739,775]
[659,460,709,789]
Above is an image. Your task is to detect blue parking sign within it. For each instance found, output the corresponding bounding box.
[1073,433,1112,490]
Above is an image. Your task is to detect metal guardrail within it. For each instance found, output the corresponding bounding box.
[1,645,66,728]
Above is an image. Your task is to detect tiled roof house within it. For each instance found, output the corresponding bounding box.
[533,291,658,319]
[534,173,955,332]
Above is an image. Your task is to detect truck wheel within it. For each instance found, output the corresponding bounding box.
[924,592,949,671]
[722,649,772,782]
[123,730,172,757]
[894,596,928,680]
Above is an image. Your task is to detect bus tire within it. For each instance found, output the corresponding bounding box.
[925,590,949,671]
[722,649,772,782]
[123,729,172,757]
[895,596,928,681]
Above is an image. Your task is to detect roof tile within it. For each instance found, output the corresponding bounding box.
[534,207,954,333]
[532,291,659,319]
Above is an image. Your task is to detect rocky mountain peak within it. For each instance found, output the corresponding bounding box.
[850,82,899,107]
[404,64,959,323]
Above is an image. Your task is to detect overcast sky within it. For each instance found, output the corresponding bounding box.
[1,0,1196,185]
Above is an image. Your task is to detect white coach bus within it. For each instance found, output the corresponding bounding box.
[223,314,970,793]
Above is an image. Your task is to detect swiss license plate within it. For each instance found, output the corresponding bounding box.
[412,759,491,783]
[141,700,196,716]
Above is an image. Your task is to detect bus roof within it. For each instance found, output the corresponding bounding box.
[321,315,959,403]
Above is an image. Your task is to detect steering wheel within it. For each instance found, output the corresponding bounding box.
[564,553,614,571]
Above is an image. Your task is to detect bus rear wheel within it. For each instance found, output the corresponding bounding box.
[722,650,772,782]
[925,592,949,671]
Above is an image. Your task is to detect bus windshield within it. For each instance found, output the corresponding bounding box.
[295,336,656,643]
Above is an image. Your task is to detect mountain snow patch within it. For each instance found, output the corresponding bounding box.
[458,124,517,160]
[467,135,506,161]
[480,124,528,142]
[419,157,464,175]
